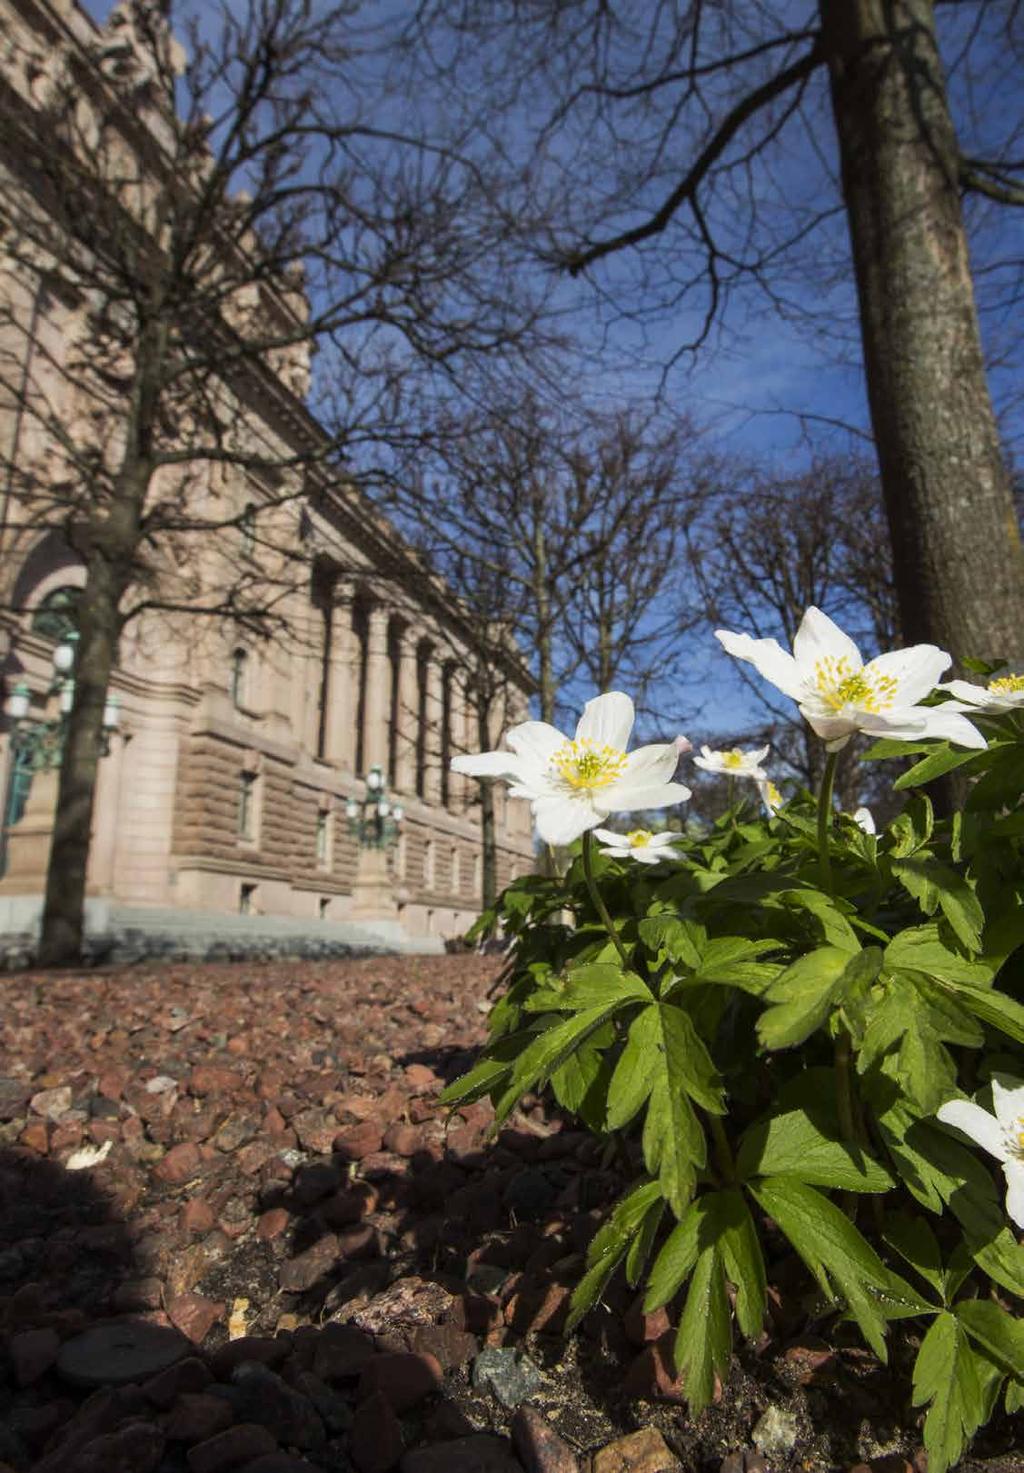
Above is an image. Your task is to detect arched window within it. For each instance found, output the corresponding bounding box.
[31,586,80,642]
[229,648,248,709]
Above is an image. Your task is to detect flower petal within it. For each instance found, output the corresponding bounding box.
[598,779,692,813]
[913,707,988,750]
[864,645,951,706]
[533,794,599,846]
[592,828,623,846]
[575,692,634,751]
[936,1099,1008,1162]
[990,1076,1024,1132]
[938,679,988,705]
[506,721,567,766]
[451,750,525,782]
[715,630,804,700]
[1003,1161,1024,1231]
[799,707,857,746]
[621,742,680,786]
[793,607,862,679]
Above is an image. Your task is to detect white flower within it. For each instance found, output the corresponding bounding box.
[693,744,770,780]
[715,607,987,754]
[938,673,1024,715]
[451,691,692,846]
[756,778,783,816]
[852,806,876,835]
[593,827,681,865]
[937,1078,1024,1230]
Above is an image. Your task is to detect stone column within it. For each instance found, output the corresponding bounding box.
[361,603,391,778]
[325,584,358,770]
[86,730,128,895]
[393,625,419,795]
[423,648,444,804]
[450,672,471,811]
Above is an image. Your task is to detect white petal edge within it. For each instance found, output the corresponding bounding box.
[621,742,680,786]
[864,645,951,706]
[715,630,804,700]
[451,751,524,781]
[506,721,567,766]
[597,779,692,813]
[532,794,599,846]
[1003,1161,1024,1231]
[792,606,862,680]
[936,1098,1008,1162]
[991,1076,1024,1132]
[575,692,634,751]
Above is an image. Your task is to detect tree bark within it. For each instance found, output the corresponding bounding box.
[37,551,123,967]
[820,0,1024,666]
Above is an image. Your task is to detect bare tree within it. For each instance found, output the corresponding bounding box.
[407,0,1024,668]
[0,0,550,965]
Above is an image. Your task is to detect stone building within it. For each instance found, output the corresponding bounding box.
[0,0,534,955]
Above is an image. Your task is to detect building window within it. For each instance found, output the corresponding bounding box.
[450,844,459,892]
[237,772,257,840]
[318,896,330,920]
[316,809,331,867]
[239,882,258,915]
[240,502,256,557]
[230,648,248,708]
[423,838,434,889]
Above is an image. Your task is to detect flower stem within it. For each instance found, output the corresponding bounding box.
[834,1026,857,1147]
[817,750,839,891]
[581,829,632,970]
[707,1111,735,1183]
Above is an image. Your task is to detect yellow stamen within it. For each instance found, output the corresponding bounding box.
[765,782,781,806]
[989,674,1024,695]
[722,749,746,770]
[814,656,898,714]
[626,829,652,848]
[550,737,627,794]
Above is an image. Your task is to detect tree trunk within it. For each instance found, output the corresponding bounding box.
[37,552,122,967]
[820,0,1024,665]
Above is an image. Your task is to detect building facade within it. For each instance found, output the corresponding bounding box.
[0,0,534,951]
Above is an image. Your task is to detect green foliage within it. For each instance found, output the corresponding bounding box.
[448,708,1024,1470]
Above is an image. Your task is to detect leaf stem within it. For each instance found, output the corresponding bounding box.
[707,1111,735,1183]
[581,829,632,970]
[817,749,839,891]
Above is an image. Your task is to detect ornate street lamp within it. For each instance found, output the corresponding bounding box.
[4,632,121,773]
[345,764,404,849]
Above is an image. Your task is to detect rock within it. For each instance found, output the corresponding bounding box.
[471,1346,543,1410]
[291,1160,342,1206]
[503,1167,558,1220]
[322,1181,378,1227]
[182,1197,218,1234]
[167,1292,225,1344]
[505,1282,571,1336]
[622,1337,688,1404]
[9,1326,61,1386]
[311,1323,377,1382]
[291,1370,353,1436]
[352,1276,455,1337]
[292,1109,340,1156]
[358,1351,443,1413]
[186,1424,278,1473]
[30,1086,73,1122]
[57,1320,191,1388]
[210,1336,291,1377]
[592,1429,682,1473]
[0,1076,30,1119]
[399,1435,523,1473]
[257,1207,291,1241]
[623,1295,671,1348]
[165,1392,236,1443]
[155,1142,203,1184]
[350,1390,404,1473]
[406,1320,479,1371]
[278,1234,339,1292]
[72,1421,166,1473]
[243,1457,320,1473]
[333,1121,384,1161]
[511,1406,579,1473]
[142,1356,213,1408]
[751,1406,800,1458]
[190,1066,245,1095]
[404,1064,438,1092]
[382,1123,422,1157]
[227,1361,326,1450]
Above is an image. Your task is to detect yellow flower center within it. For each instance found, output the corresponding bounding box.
[814,656,898,714]
[989,674,1024,695]
[722,749,746,770]
[765,781,781,806]
[626,829,652,848]
[551,738,627,794]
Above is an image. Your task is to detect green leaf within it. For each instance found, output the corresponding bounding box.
[644,1196,704,1310]
[638,915,704,968]
[523,962,652,1012]
[889,794,934,857]
[737,1108,893,1192]
[862,738,935,761]
[689,936,784,994]
[758,945,872,1051]
[439,1028,537,1105]
[966,746,1024,813]
[783,889,862,951]
[912,1312,998,1473]
[956,1300,1024,1379]
[894,743,985,791]
[883,924,994,986]
[716,1189,767,1340]
[673,1236,731,1415]
[882,1212,944,1300]
[549,1035,613,1133]
[625,1194,665,1289]
[893,860,985,953]
[566,1180,663,1332]
[752,1177,932,1360]
[496,1002,630,1122]
[605,1014,655,1132]
[1006,1379,1024,1415]
[938,977,1024,1045]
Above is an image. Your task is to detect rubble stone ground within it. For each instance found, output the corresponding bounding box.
[0,956,1019,1473]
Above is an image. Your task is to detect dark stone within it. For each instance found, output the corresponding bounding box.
[56,1319,190,1389]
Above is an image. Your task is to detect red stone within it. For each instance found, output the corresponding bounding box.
[166,1292,225,1345]
[357,1351,443,1413]
[20,1120,49,1153]
[404,1063,438,1092]
[350,1391,403,1473]
[333,1122,384,1161]
[511,1406,580,1473]
[142,1356,213,1409]
[9,1326,60,1386]
[382,1123,422,1157]
[189,1065,245,1095]
[165,1392,235,1444]
[186,1424,277,1473]
[623,1294,672,1348]
[155,1142,203,1185]
[181,1198,217,1234]
[321,1182,377,1227]
[257,1207,291,1241]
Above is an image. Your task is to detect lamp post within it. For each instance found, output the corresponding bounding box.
[345,763,404,849]
[1,632,121,874]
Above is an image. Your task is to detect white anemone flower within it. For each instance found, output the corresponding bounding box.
[938,672,1024,715]
[451,691,692,846]
[593,827,681,865]
[852,806,876,835]
[694,744,770,780]
[715,607,987,754]
[937,1078,1024,1230]
[756,778,783,817]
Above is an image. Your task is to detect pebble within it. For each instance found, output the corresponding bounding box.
[471,1346,544,1409]
[591,1429,682,1473]
[751,1405,800,1458]
[399,1435,523,1473]
[511,1406,579,1473]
